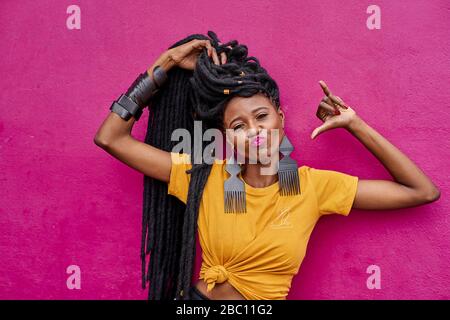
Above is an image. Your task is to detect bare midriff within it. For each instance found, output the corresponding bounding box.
[194,280,246,300]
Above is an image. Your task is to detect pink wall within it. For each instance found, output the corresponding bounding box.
[1,0,448,299]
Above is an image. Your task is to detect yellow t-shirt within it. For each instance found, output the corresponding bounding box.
[167,152,359,300]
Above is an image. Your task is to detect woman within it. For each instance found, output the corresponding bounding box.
[94,31,440,300]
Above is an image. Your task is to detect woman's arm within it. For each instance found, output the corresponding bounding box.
[347,115,440,210]
[93,52,175,183]
[312,80,440,211]
[94,39,223,183]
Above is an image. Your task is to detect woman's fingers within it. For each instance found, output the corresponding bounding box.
[211,47,221,65]
[319,80,331,96]
[205,40,213,56]
[195,39,210,50]
[207,41,229,65]
[319,80,348,109]
[328,94,348,109]
[216,41,226,64]
[211,47,228,65]
[317,102,338,120]
[311,120,335,140]
[319,101,336,113]
[322,96,340,115]
[191,40,213,58]
[202,40,214,57]
[195,40,231,65]
[221,52,227,64]
[335,95,349,109]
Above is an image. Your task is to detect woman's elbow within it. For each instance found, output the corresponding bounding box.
[94,132,110,149]
[420,187,441,204]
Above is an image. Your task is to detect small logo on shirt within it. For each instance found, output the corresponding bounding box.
[270,208,293,229]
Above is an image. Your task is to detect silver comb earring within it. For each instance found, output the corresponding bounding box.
[278,135,301,196]
[223,134,300,214]
[224,157,247,214]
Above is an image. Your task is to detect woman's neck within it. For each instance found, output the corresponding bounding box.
[240,162,278,188]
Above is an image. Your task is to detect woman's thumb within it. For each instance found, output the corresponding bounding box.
[311,123,329,140]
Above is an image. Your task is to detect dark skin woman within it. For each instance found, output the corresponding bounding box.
[94,39,440,300]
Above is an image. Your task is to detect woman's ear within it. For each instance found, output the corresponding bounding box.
[278,108,285,128]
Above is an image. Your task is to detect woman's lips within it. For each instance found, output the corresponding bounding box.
[251,135,266,147]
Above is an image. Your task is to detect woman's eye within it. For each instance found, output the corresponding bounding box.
[257,113,268,119]
[233,124,244,131]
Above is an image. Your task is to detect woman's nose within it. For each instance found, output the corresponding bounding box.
[247,127,262,138]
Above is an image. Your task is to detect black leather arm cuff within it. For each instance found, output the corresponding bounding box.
[110,100,133,121]
[109,94,143,121]
[125,72,157,108]
[110,66,168,121]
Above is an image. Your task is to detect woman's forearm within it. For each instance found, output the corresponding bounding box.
[312,81,439,207]
[347,116,439,194]
[94,52,175,147]
[346,115,440,196]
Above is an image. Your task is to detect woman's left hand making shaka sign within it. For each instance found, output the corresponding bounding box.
[311,80,357,140]
[308,80,440,210]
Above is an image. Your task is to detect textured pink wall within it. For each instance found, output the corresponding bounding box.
[1,0,449,299]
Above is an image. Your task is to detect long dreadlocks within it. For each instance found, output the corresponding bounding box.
[142,30,282,300]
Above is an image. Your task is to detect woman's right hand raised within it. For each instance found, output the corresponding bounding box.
[166,39,228,71]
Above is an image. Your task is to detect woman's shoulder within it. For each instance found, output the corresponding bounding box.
[170,154,317,176]
[298,164,312,174]
[170,152,225,167]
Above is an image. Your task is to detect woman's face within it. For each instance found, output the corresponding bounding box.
[222,93,285,164]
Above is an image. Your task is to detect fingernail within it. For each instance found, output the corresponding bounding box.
[334,110,341,115]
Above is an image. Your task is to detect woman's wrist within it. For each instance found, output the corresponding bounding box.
[346,114,366,134]
[147,51,176,76]
[110,52,174,122]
